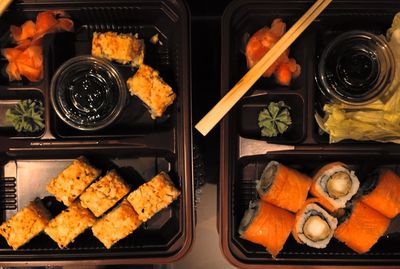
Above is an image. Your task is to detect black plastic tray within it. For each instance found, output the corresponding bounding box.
[0,0,192,265]
[219,0,400,267]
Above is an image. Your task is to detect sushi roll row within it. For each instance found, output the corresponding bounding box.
[0,157,180,250]
[239,161,400,257]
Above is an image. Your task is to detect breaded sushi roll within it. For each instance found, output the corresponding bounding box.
[292,200,338,249]
[47,156,101,206]
[239,200,295,258]
[256,161,312,212]
[334,200,390,254]
[0,199,51,250]
[92,200,142,249]
[361,169,400,218]
[44,202,96,249]
[92,32,144,67]
[80,170,130,217]
[127,172,180,222]
[126,64,176,119]
[311,162,359,211]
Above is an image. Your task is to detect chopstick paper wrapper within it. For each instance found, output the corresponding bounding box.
[239,137,295,158]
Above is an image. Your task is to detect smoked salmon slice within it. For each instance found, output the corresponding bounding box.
[334,200,390,254]
[256,161,312,213]
[361,169,400,219]
[239,200,295,257]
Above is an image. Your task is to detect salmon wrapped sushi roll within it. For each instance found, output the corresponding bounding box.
[311,162,360,212]
[256,161,312,212]
[334,200,390,254]
[239,200,295,257]
[292,199,338,249]
[361,169,400,218]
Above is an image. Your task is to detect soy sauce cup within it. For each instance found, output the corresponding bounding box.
[51,56,127,131]
[317,31,396,105]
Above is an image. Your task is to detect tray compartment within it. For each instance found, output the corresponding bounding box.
[227,4,314,93]
[0,89,45,138]
[0,11,52,89]
[230,152,400,264]
[46,7,180,138]
[312,12,399,144]
[0,148,182,257]
[239,92,305,144]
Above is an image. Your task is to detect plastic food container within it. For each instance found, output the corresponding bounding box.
[0,0,192,265]
[219,0,400,267]
[51,55,127,131]
[317,31,396,105]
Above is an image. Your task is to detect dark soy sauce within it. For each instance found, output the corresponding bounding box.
[325,45,380,99]
[60,66,118,125]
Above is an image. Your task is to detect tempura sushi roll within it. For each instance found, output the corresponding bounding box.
[126,64,176,119]
[311,162,359,211]
[0,199,51,250]
[292,200,338,249]
[92,32,144,67]
[47,156,101,206]
[80,170,130,217]
[127,172,180,222]
[256,161,312,212]
[92,200,142,249]
[44,202,96,249]
[334,200,390,254]
[239,200,295,257]
[361,169,400,218]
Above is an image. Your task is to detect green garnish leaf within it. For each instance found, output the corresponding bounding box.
[6,99,44,133]
[258,101,292,138]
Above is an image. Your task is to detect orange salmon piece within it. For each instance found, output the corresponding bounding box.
[361,170,400,218]
[241,201,295,257]
[259,162,312,213]
[334,201,390,254]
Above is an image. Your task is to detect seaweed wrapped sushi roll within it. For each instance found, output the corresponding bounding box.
[292,200,338,249]
[311,162,359,211]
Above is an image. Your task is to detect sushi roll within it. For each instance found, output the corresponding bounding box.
[127,172,180,222]
[79,170,130,217]
[334,200,390,254]
[311,162,359,211]
[361,169,400,218]
[126,64,176,119]
[256,161,312,212]
[0,199,51,250]
[292,200,338,249]
[44,202,96,249]
[239,200,295,257]
[47,156,101,206]
[92,200,142,249]
[92,32,145,67]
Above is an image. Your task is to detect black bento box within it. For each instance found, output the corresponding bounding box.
[0,0,193,265]
[219,0,400,267]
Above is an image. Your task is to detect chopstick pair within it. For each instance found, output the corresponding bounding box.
[0,0,13,17]
[195,0,333,136]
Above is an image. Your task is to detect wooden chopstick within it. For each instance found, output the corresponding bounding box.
[195,0,333,136]
[0,0,13,17]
